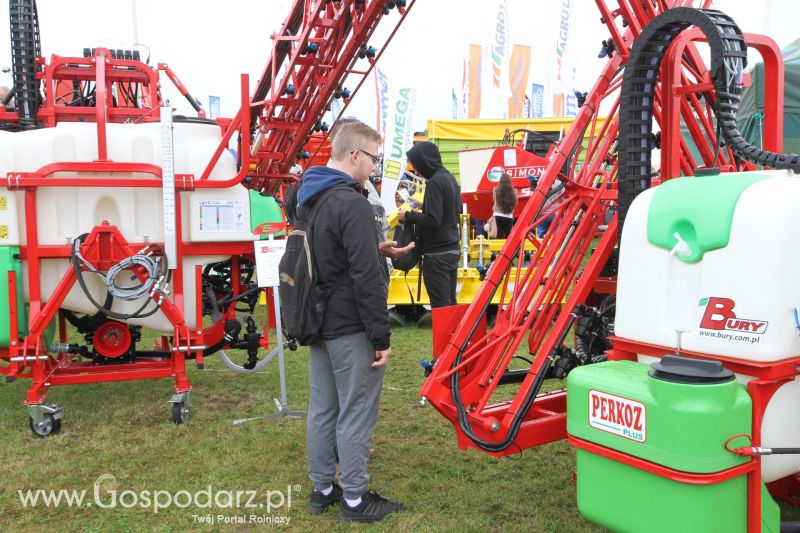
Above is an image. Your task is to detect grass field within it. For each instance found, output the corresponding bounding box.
[4,321,799,532]
[0,323,606,533]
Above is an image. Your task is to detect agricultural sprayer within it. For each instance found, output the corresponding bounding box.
[0,0,414,436]
[421,1,800,530]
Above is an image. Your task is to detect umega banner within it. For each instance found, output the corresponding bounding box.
[507,44,531,119]
[382,87,417,182]
[468,44,483,119]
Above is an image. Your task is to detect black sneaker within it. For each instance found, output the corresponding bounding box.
[339,490,405,523]
[309,483,342,515]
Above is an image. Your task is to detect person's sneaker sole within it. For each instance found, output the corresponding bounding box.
[339,502,405,522]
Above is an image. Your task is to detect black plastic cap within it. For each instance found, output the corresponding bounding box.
[649,355,734,384]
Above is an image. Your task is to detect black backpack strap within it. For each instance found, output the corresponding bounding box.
[417,257,423,303]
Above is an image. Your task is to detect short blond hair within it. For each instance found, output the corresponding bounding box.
[328,117,360,143]
[331,121,382,161]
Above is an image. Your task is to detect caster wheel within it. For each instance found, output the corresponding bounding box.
[29,413,61,438]
[172,401,190,424]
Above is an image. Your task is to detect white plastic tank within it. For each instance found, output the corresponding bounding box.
[1,121,256,332]
[616,170,800,482]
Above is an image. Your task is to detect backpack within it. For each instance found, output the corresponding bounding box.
[278,185,348,345]
[390,220,421,271]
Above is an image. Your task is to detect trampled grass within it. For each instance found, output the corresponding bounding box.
[0,324,605,533]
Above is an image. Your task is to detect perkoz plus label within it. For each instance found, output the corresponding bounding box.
[589,390,646,443]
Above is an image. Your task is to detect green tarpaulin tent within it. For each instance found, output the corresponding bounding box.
[738,37,800,154]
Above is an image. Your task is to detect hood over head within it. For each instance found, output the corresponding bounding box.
[406,141,444,180]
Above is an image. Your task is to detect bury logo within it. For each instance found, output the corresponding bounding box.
[699,297,768,334]
[589,390,646,443]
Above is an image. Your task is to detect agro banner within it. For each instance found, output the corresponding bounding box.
[468,45,483,119]
[552,0,572,116]
[491,0,508,89]
[382,87,417,185]
[507,44,531,119]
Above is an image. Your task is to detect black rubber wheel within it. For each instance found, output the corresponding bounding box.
[171,401,189,424]
[29,413,61,437]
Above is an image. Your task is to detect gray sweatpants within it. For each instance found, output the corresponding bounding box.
[307,331,386,500]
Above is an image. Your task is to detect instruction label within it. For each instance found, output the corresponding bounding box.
[254,240,287,287]
[589,389,646,443]
[199,200,245,233]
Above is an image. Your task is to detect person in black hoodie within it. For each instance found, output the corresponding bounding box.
[398,141,461,308]
[299,121,404,523]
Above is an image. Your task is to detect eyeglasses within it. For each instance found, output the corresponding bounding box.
[352,148,381,166]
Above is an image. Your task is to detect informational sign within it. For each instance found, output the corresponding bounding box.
[254,239,287,287]
[198,200,245,233]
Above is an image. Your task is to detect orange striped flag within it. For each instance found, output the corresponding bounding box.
[507,45,531,119]
[468,45,483,119]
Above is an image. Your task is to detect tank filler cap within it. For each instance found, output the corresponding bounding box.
[649,355,734,384]
[669,232,692,259]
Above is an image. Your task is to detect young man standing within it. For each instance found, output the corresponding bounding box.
[298,121,404,523]
[398,141,461,308]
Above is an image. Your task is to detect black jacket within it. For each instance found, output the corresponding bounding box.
[301,166,390,350]
[404,142,461,254]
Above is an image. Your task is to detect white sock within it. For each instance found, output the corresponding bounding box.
[319,485,333,496]
[345,496,362,507]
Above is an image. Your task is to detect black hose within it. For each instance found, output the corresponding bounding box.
[2,86,15,106]
[70,234,171,320]
[203,319,241,357]
[765,448,800,455]
[9,0,41,128]
[617,7,800,238]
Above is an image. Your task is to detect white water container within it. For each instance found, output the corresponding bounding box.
[2,121,257,332]
[617,170,800,482]
[617,170,800,361]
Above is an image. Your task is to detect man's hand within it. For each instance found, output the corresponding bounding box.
[398,208,407,222]
[372,348,392,367]
[378,240,415,259]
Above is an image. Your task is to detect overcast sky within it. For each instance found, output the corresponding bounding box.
[0,0,795,131]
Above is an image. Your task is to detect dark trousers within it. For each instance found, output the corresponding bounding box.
[422,253,459,308]
[495,215,514,238]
